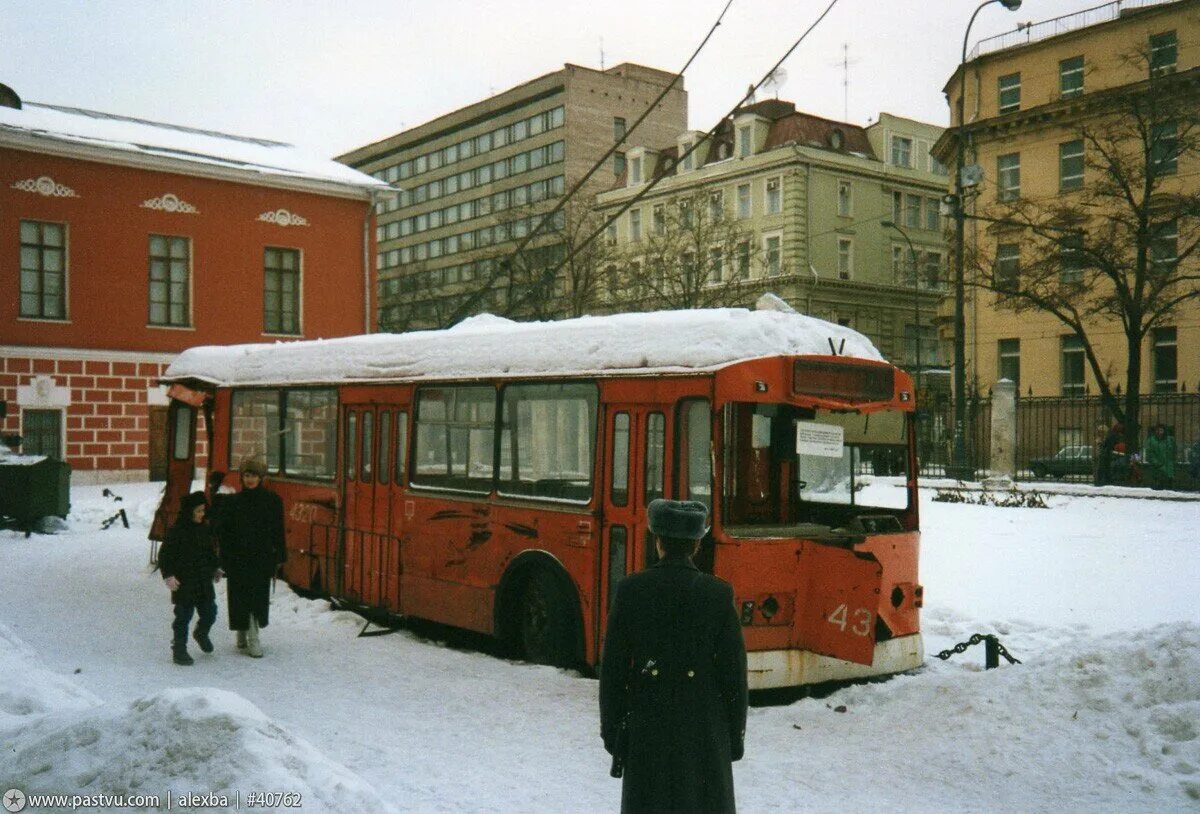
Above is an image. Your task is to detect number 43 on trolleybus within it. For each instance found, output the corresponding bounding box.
[151,306,924,689]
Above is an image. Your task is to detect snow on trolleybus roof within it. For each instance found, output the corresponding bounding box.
[162,308,885,387]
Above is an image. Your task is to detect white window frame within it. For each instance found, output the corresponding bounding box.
[765,176,782,215]
[738,126,752,158]
[837,180,853,217]
[890,136,913,168]
[998,72,1021,113]
[763,231,783,278]
[997,153,1021,201]
[736,183,751,219]
[837,237,853,280]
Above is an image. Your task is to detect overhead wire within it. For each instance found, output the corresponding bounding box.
[442,0,736,325]
[505,0,845,315]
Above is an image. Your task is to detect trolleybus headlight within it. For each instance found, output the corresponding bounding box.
[891,586,905,608]
[760,595,779,620]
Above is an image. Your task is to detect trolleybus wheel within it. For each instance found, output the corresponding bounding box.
[518,568,573,667]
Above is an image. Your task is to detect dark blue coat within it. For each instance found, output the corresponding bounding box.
[599,557,748,813]
[159,520,219,606]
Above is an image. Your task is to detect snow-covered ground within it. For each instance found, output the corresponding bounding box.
[1,482,1197,813]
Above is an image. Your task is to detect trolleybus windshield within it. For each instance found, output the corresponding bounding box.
[722,402,911,535]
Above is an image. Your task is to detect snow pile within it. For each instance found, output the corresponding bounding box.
[164,307,884,386]
[0,102,388,191]
[744,623,1200,812]
[0,622,99,728]
[0,623,393,812]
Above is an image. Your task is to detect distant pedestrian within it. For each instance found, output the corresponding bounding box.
[1143,424,1176,490]
[600,499,748,814]
[1095,422,1123,486]
[218,457,286,658]
[159,491,221,666]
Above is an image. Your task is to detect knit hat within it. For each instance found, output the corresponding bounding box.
[179,491,208,517]
[647,499,709,540]
[240,456,267,477]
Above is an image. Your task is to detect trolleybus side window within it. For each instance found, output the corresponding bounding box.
[611,412,630,507]
[378,411,391,485]
[360,410,374,482]
[677,399,712,509]
[644,412,665,504]
[230,389,281,474]
[498,382,598,502]
[394,411,409,484]
[608,526,627,609]
[172,404,194,460]
[412,386,495,493]
[282,389,337,480]
[345,411,357,482]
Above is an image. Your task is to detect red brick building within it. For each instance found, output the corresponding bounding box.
[0,87,390,481]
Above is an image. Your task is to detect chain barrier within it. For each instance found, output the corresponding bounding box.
[934,633,1021,669]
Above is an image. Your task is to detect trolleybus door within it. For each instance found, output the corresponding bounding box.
[599,405,672,632]
[150,392,202,544]
[341,404,391,607]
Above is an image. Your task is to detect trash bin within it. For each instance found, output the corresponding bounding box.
[0,456,71,535]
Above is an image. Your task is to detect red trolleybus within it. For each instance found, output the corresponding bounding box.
[152,307,923,689]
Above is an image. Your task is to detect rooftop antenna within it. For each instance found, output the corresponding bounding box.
[761,67,788,100]
[600,36,605,70]
[830,43,858,121]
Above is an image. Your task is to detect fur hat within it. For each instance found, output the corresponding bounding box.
[179,491,208,516]
[647,499,709,540]
[240,456,267,477]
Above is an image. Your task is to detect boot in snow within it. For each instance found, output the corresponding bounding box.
[193,626,214,654]
[172,642,194,666]
[236,630,247,650]
[246,617,263,658]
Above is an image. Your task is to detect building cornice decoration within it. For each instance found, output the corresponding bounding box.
[141,193,199,214]
[257,208,309,227]
[11,175,79,198]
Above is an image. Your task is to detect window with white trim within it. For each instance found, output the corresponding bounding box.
[837,180,852,217]
[837,238,853,280]
[764,233,782,277]
[766,177,782,215]
[998,72,1021,113]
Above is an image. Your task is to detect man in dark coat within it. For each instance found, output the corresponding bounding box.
[218,457,286,658]
[159,491,221,665]
[600,499,748,814]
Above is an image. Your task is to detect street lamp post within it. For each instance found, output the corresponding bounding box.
[950,0,1023,480]
[881,220,921,394]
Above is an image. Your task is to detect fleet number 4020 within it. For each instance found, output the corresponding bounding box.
[828,604,872,637]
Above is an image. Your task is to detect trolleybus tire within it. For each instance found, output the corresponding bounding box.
[517,567,577,668]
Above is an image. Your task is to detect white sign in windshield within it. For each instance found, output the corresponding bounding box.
[796,421,844,457]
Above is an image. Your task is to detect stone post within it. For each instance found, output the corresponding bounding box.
[983,378,1017,488]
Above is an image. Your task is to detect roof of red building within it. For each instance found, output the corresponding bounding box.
[0,101,390,194]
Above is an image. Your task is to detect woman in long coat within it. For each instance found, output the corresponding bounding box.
[600,499,748,813]
[217,457,286,657]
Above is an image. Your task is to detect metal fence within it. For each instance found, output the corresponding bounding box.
[916,392,1200,489]
[968,0,1175,60]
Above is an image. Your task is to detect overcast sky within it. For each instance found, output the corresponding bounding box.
[3,0,1100,158]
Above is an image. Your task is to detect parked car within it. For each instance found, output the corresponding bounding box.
[1029,445,1128,480]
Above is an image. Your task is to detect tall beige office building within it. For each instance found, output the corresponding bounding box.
[339,63,686,331]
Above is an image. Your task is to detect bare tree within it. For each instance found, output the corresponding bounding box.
[970,51,1199,452]
[613,191,762,311]
[505,193,617,320]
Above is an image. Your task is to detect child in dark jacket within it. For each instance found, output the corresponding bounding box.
[159,491,222,665]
